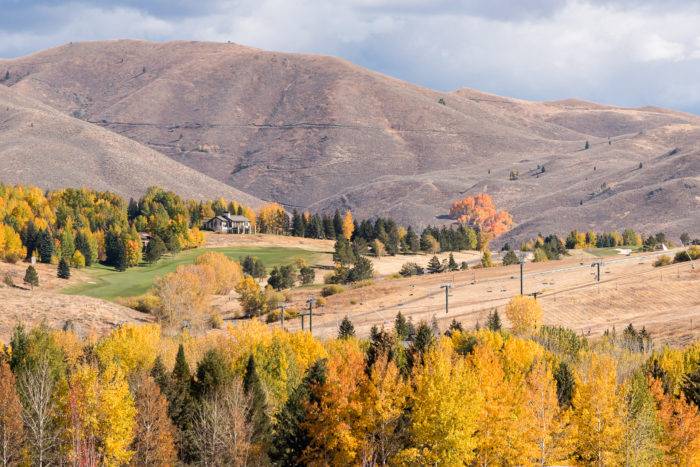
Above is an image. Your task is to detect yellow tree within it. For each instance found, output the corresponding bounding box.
[0,361,24,466]
[398,343,482,464]
[155,264,212,328]
[525,360,572,465]
[356,354,409,465]
[235,276,267,318]
[302,339,366,464]
[194,251,244,295]
[342,211,354,240]
[98,363,137,466]
[95,323,162,376]
[571,354,624,465]
[470,343,536,464]
[505,295,543,335]
[650,377,700,465]
[257,203,287,235]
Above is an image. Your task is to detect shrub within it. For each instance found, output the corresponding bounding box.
[71,250,86,268]
[209,313,224,329]
[674,246,700,263]
[118,294,161,314]
[532,248,549,263]
[653,255,672,267]
[299,266,316,285]
[315,297,326,307]
[3,273,14,288]
[321,284,345,297]
[57,257,71,279]
[23,266,39,289]
[502,250,519,266]
[399,262,423,277]
[351,279,373,289]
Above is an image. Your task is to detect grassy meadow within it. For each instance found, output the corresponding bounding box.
[63,246,320,300]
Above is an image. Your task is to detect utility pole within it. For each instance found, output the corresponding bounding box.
[306,297,316,335]
[440,284,451,314]
[591,261,602,282]
[279,303,287,331]
[520,257,525,295]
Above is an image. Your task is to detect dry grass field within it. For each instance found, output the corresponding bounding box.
[279,249,699,346]
[0,261,151,343]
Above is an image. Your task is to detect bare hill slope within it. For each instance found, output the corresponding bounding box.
[0,84,262,205]
[2,40,698,238]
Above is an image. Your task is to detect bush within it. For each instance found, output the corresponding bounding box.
[321,284,345,297]
[71,250,86,268]
[209,313,224,329]
[399,262,424,277]
[3,273,14,288]
[351,279,373,289]
[315,297,326,307]
[532,248,549,263]
[674,246,700,263]
[653,255,672,267]
[299,266,316,285]
[118,294,161,314]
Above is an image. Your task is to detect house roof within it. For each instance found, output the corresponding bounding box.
[208,214,250,223]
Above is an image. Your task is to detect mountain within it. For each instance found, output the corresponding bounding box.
[1,40,698,238]
[0,83,262,205]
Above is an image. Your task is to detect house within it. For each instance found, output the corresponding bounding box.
[203,212,252,234]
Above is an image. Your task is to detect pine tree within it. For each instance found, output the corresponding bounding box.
[427,255,443,274]
[405,226,420,253]
[21,220,39,260]
[144,235,166,263]
[486,309,501,331]
[57,257,70,279]
[24,265,39,290]
[448,253,458,271]
[192,349,232,400]
[37,229,54,264]
[682,364,700,407]
[292,209,305,237]
[169,344,196,463]
[502,249,519,266]
[338,316,355,339]
[332,209,343,238]
[150,356,171,395]
[409,321,435,367]
[243,355,272,451]
[395,312,410,340]
[554,361,575,408]
[270,359,328,464]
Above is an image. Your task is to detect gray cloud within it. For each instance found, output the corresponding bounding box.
[1,0,700,113]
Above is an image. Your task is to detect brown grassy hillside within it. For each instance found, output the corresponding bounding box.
[2,40,698,239]
[0,84,262,205]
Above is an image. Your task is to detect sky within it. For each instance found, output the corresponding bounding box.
[1,0,700,114]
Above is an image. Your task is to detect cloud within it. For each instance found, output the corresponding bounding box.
[1,0,700,113]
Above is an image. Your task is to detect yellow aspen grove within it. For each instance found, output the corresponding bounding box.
[571,354,624,465]
[397,343,482,464]
[356,354,409,465]
[525,360,571,465]
[342,211,354,240]
[470,343,535,464]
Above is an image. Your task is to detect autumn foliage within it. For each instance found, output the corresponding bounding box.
[1,317,699,465]
[449,193,513,240]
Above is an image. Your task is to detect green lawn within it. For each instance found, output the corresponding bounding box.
[584,246,642,257]
[63,246,320,300]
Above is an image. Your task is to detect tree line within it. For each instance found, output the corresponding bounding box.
[1,297,698,465]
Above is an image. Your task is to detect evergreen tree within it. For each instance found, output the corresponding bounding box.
[348,255,374,282]
[21,220,39,260]
[338,316,355,339]
[333,237,356,265]
[59,227,75,260]
[682,364,700,407]
[395,312,410,340]
[192,349,232,400]
[447,253,458,271]
[427,255,443,274]
[409,320,435,367]
[151,355,171,395]
[386,225,400,256]
[57,257,70,279]
[323,215,335,239]
[243,355,272,451]
[144,235,167,263]
[486,309,502,331]
[270,359,328,465]
[37,229,54,264]
[127,198,140,220]
[554,361,575,409]
[74,230,96,266]
[502,249,519,266]
[169,344,196,463]
[8,325,29,372]
[366,326,396,373]
[332,209,343,238]
[23,265,39,289]
[291,210,305,237]
[446,318,464,336]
